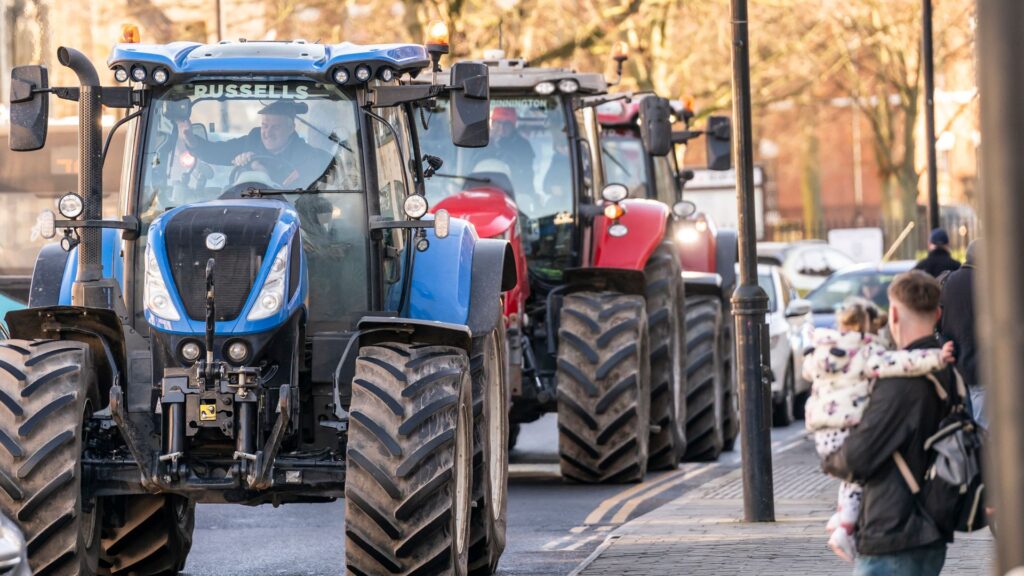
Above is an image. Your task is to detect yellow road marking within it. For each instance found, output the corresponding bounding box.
[609,465,719,524]
[582,468,692,525]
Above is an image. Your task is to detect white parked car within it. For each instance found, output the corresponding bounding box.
[757,240,856,295]
[757,264,813,426]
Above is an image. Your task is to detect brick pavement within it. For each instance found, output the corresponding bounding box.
[574,440,994,576]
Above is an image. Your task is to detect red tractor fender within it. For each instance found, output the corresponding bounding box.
[431,187,530,319]
[593,198,670,270]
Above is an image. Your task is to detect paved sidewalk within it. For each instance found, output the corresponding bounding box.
[575,440,994,575]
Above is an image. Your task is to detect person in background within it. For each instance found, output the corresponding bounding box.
[914,228,961,278]
[472,107,535,199]
[939,239,984,427]
[824,271,956,576]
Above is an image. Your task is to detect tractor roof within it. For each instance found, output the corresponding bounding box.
[107,40,430,83]
[418,58,607,94]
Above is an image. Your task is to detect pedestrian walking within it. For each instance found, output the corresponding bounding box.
[915,228,961,278]
[823,271,957,576]
[939,239,985,427]
[804,297,953,561]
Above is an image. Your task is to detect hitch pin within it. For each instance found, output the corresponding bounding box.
[233,451,257,462]
[159,451,183,464]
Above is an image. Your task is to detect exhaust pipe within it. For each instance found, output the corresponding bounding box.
[57,47,103,286]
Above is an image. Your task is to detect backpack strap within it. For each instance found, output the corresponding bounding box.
[893,451,921,494]
[925,369,967,409]
[924,374,949,402]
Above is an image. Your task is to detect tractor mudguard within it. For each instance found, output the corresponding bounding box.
[592,198,669,270]
[29,242,70,307]
[57,227,124,305]
[6,305,128,403]
[715,229,738,294]
[358,316,473,353]
[564,268,646,296]
[682,271,725,297]
[408,218,515,336]
[407,218,475,325]
[467,239,516,337]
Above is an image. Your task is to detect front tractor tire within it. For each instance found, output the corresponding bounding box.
[468,329,508,575]
[0,340,101,576]
[644,244,687,470]
[682,296,725,462]
[345,343,474,576]
[556,292,651,484]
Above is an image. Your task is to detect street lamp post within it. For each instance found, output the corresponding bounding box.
[923,0,939,232]
[977,1,1024,572]
[729,0,774,523]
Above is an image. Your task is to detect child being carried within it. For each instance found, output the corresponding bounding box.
[803,297,954,562]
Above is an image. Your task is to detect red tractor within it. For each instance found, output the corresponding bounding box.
[416,55,727,482]
[598,96,740,456]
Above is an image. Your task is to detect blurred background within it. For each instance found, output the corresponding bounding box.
[0,0,979,257]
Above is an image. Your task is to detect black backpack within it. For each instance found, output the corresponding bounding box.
[893,369,988,533]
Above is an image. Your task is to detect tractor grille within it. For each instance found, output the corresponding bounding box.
[164,206,279,322]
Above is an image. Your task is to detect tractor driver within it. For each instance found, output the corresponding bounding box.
[177,100,332,189]
[470,107,535,201]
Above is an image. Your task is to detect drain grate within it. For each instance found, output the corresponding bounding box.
[701,465,838,500]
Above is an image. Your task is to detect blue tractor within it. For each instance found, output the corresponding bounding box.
[2,30,514,576]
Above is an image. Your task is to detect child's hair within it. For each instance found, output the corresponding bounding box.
[836,297,886,334]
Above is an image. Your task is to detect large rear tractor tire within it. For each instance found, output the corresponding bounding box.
[0,339,101,575]
[99,495,195,576]
[345,343,473,576]
[556,292,650,484]
[644,245,687,471]
[682,297,725,462]
[468,329,508,575]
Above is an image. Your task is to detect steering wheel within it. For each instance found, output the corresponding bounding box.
[228,154,296,187]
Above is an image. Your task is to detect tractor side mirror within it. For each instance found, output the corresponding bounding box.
[705,115,732,171]
[640,97,673,157]
[449,62,490,148]
[9,65,49,151]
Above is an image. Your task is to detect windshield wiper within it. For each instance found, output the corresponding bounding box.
[600,146,631,175]
[242,187,362,198]
[433,173,491,183]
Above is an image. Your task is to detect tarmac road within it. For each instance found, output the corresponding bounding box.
[182,415,808,576]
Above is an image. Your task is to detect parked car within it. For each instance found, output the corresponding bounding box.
[804,260,917,330]
[757,264,813,426]
[0,293,23,337]
[758,240,856,295]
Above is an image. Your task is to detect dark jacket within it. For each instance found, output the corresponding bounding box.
[823,335,954,556]
[915,248,961,277]
[940,263,978,389]
[188,128,331,188]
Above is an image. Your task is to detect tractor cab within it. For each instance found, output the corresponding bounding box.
[3,29,514,575]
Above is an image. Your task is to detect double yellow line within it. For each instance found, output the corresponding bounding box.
[584,463,719,526]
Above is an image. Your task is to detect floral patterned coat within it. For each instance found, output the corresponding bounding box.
[803,329,945,431]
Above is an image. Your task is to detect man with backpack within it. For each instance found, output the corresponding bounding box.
[940,239,985,427]
[823,271,955,575]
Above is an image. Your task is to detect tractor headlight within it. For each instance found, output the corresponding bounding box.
[180,341,202,363]
[675,226,700,244]
[534,81,555,95]
[225,340,250,363]
[247,244,289,321]
[557,79,579,93]
[355,65,371,83]
[58,193,84,219]
[403,194,429,219]
[143,242,180,321]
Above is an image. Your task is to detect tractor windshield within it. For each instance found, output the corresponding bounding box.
[134,81,368,328]
[421,94,575,280]
[601,135,647,198]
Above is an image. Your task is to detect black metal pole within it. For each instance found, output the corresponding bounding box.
[923,0,939,231]
[729,0,774,523]
[977,0,1024,572]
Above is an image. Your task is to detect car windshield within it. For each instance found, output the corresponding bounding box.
[420,94,575,280]
[138,81,363,221]
[806,270,902,313]
[758,272,777,312]
[601,136,647,198]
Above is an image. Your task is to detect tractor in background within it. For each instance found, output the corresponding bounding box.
[597,95,740,457]
[416,49,727,483]
[2,26,513,575]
